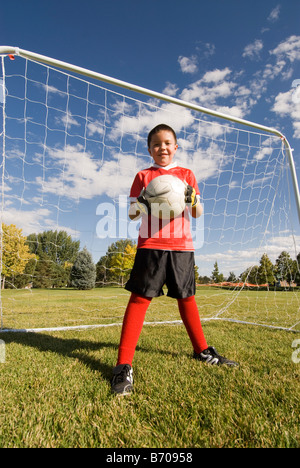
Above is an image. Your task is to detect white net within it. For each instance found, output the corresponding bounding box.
[0,53,299,332]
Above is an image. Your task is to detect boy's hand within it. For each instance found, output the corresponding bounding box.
[185,184,198,207]
[137,189,151,215]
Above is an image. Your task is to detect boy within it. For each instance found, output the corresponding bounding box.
[111,124,238,396]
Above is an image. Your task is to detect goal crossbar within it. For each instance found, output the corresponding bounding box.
[1,45,300,222]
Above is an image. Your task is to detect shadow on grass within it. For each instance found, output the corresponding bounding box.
[2,331,115,382]
[1,329,182,383]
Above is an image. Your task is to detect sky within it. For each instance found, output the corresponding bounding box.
[1,0,300,278]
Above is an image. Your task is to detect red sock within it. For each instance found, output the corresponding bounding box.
[117,293,152,366]
[177,296,208,353]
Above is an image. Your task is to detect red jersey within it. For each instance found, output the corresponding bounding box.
[130,163,200,251]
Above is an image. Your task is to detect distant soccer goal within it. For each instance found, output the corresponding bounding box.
[0,46,300,333]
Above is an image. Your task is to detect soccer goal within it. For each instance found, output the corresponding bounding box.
[0,46,300,333]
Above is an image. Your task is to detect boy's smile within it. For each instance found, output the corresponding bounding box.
[148,130,178,167]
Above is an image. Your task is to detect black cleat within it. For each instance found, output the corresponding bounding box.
[111,364,134,395]
[193,346,239,367]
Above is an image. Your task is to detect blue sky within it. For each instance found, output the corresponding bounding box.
[1,0,300,278]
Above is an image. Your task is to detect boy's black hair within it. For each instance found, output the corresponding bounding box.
[147,124,177,148]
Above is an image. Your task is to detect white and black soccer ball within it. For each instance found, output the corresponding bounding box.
[144,174,186,219]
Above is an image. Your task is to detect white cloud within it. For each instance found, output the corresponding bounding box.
[87,119,105,137]
[202,68,231,83]
[110,101,196,141]
[196,42,216,59]
[270,35,300,63]
[56,111,80,129]
[180,78,236,107]
[244,173,274,188]
[215,105,246,119]
[195,233,299,277]
[162,82,179,97]
[178,55,198,74]
[178,67,255,119]
[267,4,281,23]
[272,91,291,114]
[292,122,300,140]
[35,143,146,200]
[262,60,287,80]
[253,137,277,161]
[41,83,66,97]
[246,35,300,109]
[242,39,263,60]
[271,90,300,138]
[2,207,53,236]
[176,144,223,182]
[32,99,230,205]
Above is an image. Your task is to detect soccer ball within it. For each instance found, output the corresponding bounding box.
[144,175,186,219]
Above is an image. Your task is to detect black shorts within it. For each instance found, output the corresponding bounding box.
[125,249,196,299]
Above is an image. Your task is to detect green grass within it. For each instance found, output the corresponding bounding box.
[0,288,299,448]
[1,286,299,331]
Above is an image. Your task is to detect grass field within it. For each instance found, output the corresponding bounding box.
[0,288,299,448]
[1,286,299,331]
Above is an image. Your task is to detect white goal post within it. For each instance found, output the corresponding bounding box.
[0,46,300,333]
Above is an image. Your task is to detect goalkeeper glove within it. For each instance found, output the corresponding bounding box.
[185,184,198,207]
[137,189,151,215]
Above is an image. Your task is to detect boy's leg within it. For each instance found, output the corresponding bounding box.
[177,296,239,367]
[117,293,152,366]
[177,296,208,353]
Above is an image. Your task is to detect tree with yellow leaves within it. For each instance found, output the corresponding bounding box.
[110,243,137,286]
[96,240,136,287]
[0,224,36,289]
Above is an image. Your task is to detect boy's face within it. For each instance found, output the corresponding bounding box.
[148,130,178,167]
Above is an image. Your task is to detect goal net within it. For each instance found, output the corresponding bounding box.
[0,48,300,333]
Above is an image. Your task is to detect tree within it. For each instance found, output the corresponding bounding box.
[1,224,36,289]
[12,257,37,289]
[32,253,56,289]
[96,240,136,286]
[227,271,237,283]
[197,275,210,285]
[194,265,200,284]
[31,256,71,289]
[70,248,96,290]
[275,251,294,285]
[211,261,224,284]
[240,265,259,285]
[257,253,275,286]
[109,243,137,287]
[27,230,80,265]
[27,230,80,288]
[294,253,300,285]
